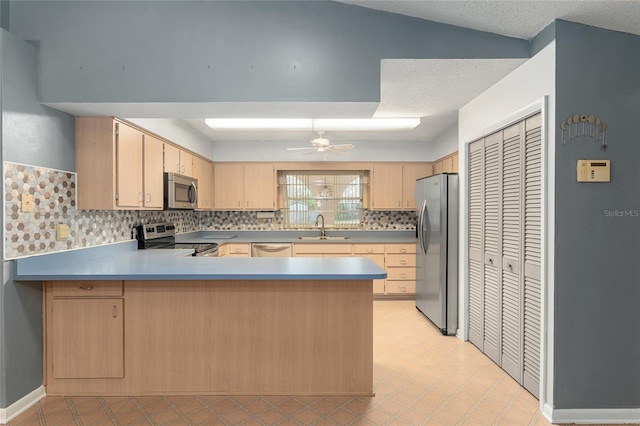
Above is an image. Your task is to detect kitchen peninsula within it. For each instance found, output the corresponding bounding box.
[15,242,385,396]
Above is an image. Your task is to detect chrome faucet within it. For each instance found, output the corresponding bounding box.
[315,214,326,238]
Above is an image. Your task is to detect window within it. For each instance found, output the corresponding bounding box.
[280,171,366,228]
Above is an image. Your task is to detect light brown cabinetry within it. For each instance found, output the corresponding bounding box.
[224,243,251,257]
[143,135,164,209]
[164,143,193,176]
[371,163,432,211]
[385,244,417,295]
[402,163,433,209]
[192,156,214,210]
[214,163,276,210]
[46,281,124,380]
[293,243,352,257]
[76,117,166,210]
[371,163,403,210]
[433,152,459,174]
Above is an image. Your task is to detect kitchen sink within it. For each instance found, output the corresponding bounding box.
[297,236,349,240]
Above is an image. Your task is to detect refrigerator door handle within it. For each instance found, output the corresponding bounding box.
[423,200,431,255]
[418,201,427,254]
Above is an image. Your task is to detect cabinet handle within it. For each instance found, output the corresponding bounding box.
[181,165,185,173]
[146,193,151,202]
[400,273,407,278]
[176,163,180,172]
[138,192,143,202]
[112,305,118,318]
[79,285,94,290]
[400,260,406,265]
[400,248,406,253]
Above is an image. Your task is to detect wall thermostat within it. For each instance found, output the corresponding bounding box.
[577,160,610,182]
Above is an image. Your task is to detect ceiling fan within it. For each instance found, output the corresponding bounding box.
[287,132,354,156]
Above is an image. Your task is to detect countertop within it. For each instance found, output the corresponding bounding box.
[14,241,387,281]
[175,229,417,245]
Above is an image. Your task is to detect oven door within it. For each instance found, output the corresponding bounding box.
[164,173,198,209]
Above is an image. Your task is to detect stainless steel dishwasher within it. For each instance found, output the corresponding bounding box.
[251,243,292,257]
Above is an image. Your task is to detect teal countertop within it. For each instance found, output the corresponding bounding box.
[13,241,387,281]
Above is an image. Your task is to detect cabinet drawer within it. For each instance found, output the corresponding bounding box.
[386,243,416,254]
[293,243,352,255]
[226,243,250,255]
[50,281,123,297]
[386,281,416,295]
[386,254,415,267]
[352,244,385,255]
[386,268,416,281]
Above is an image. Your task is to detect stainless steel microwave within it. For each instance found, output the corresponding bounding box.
[164,173,198,210]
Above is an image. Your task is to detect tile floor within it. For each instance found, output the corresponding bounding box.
[3,301,626,425]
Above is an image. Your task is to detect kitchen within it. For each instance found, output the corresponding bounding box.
[1,1,639,425]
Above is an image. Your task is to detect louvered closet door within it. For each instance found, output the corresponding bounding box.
[468,140,485,350]
[500,123,523,382]
[483,131,502,365]
[523,113,542,398]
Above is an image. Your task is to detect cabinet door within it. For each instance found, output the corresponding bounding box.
[180,150,193,177]
[402,163,432,209]
[213,163,244,209]
[371,163,403,210]
[245,163,275,210]
[451,152,459,173]
[193,156,213,210]
[143,134,164,209]
[51,298,124,379]
[433,160,444,175]
[116,123,143,208]
[164,143,181,173]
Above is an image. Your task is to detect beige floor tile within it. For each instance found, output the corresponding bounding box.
[219,406,251,424]
[149,407,183,424]
[463,407,501,425]
[173,397,206,415]
[114,408,152,425]
[329,407,359,424]
[361,407,394,424]
[137,397,172,414]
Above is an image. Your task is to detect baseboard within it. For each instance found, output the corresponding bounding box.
[0,386,46,424]
[543,403,640,424]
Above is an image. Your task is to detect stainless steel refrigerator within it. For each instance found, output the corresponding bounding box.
[415,173,458,335]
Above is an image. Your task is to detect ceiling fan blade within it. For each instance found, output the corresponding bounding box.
[303,149,319,155]
[327,144,354,150]
[287,147,315,151]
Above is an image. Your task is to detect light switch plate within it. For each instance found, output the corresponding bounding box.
[21,194,34,212]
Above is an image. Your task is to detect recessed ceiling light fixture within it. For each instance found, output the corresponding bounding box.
[204,118,313,130]
[204,117,420,131]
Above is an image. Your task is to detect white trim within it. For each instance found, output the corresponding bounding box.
[544,404,640,424]
[0,385,45,423]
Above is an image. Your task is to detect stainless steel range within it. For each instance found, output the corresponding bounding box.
[135,223,219,257]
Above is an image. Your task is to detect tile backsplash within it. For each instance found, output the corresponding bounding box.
[4,162,416,259]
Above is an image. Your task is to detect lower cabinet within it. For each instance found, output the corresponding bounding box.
[295,242,418,297]
[223,243,251,257]
[46,281,124,380]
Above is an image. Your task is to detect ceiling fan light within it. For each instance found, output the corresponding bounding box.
[205,118,313,131]
[312,118,420,131]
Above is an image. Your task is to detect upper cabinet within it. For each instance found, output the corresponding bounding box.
[76,117,208,211]
[77,117,163,210]
[402,163,433,209]
[371,163,432,210]
[164,144,193,176]
[433,152,459,174]
[214,163,275,210]
[192,156,214,210]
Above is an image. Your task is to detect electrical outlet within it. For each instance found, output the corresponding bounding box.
[379,216,388,225]
[21,194,34,212]
[56,224,70,241]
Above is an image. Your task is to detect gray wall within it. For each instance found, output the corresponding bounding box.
[554,21,640,409]
[1,29,75,408]
[10,0,528,105]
